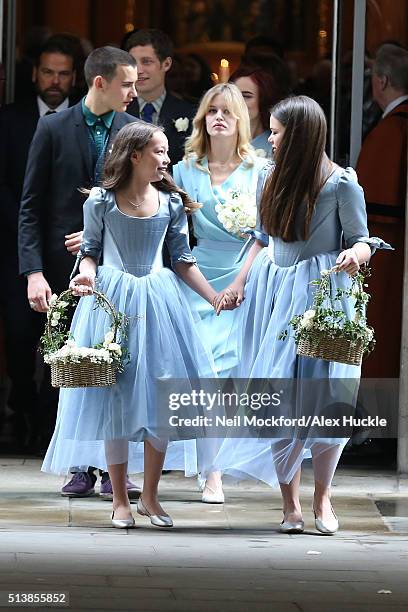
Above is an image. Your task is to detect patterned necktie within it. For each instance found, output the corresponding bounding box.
[45,110,56,115]
[141,103,155,123]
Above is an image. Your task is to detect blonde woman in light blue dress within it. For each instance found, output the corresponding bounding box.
[173,83,267,502]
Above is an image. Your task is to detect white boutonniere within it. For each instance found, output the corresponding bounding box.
[255,148,267,158]
[174,117,189,132]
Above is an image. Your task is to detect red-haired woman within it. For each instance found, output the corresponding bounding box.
[230,66,288,158]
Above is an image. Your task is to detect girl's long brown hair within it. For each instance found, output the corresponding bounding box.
[260,96,330,242]
[102,120,200,212]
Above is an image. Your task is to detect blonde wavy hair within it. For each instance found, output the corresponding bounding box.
[184,82,255,170]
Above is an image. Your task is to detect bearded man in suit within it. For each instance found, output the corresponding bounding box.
[0,36,77,450]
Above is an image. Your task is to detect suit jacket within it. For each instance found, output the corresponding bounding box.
[127,92,195,166]
[0,99,59,247]
[18,101,136,293]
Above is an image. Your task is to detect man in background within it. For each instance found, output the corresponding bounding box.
[0,36,77,450]
[125,29,195,167]
[356,43,408,378]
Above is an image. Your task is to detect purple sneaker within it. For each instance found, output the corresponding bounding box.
[61,472,96,497]
[100,476,141,500]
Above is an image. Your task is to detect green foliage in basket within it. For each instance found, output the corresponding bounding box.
[40,289,129,372]
[279,266,375,355]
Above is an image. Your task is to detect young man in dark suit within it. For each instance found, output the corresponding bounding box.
[125,29,196,167]
[18,46,140,498]
[0,36,77,452]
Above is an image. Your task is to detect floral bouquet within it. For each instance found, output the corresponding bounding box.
[40,289,128,387]
[215,188,257,238]
[279,266,375,366]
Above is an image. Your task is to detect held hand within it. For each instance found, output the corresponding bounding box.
[214,282,245,315]
[69,272,95,296]
[336,248,360,275]
[212,288,236,314]
[65,231,83,255]
[27,272,52,312]
[212,289,239,316]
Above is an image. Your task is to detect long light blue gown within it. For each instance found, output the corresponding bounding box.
[202,166,391,487]
[173,155,267,376]
[173,155,267,478]
[42,187,216,475]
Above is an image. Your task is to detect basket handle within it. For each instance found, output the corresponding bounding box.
[321,265,364,323]
[45,288,120,347]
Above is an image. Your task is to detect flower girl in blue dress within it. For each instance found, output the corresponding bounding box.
[42,121,223,529]
[214,96,390,534]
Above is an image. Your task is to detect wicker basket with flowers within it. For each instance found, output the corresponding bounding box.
[40,289,128,388]
[279,266,375,366]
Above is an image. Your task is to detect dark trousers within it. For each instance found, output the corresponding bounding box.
[0,259,59,448]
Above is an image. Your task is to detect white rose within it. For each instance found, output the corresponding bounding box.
[237,214,248,227]
[255,148,267,158]
[303,309,316,320]
[104,331,115,344]
[300,318,314,330]
[52,312,61,321]
[174,117,189,132]
[49,294,58,307]
[51,319,59,327]
[108,343,122,355]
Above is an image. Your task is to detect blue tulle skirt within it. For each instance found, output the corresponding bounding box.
[42,266,216,475]
[200,249,360,487]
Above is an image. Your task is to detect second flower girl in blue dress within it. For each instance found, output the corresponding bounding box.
[212,95,390,535]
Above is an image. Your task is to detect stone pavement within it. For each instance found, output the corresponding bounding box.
[0,457,407,612]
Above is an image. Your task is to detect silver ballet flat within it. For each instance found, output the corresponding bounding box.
[137,497,173,528]
[279,519,305,534]
[314,507,339,535]
[111,511,135,529]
